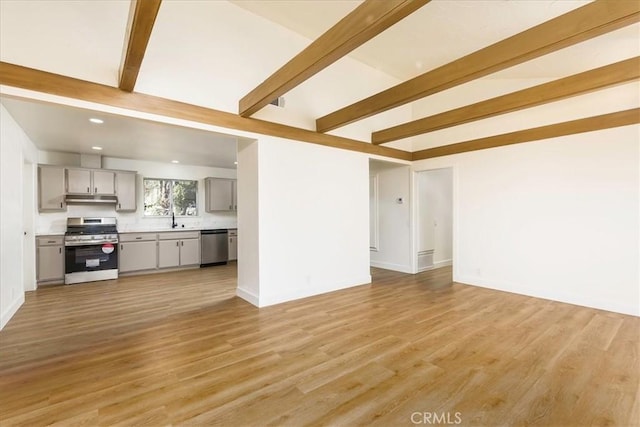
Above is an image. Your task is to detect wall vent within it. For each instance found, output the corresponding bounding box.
[269,96,285,108]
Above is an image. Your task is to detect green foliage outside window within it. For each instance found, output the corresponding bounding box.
[144,178,198,216]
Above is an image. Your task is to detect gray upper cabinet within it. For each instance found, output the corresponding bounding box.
[38,165,136,212]
[66,168,92,194]
[67,168,115,195]
[93,170,115,195]
[38,166,66,211]
[115,171,137,211]
[205,177,237,212]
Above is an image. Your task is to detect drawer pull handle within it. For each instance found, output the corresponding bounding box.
[135,237,142,240]
[47,240,56,243]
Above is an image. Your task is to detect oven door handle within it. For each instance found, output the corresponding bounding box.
[64,240,119,247]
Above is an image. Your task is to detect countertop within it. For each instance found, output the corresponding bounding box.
[36,227,237,237]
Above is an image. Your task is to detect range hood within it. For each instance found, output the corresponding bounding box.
[65,195,118,204]
[65,154,118,205]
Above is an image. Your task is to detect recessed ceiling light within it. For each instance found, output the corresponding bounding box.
[171,160,179,164]
[234,161,238,165]
[89,118,104,124]
[91,146,103,151]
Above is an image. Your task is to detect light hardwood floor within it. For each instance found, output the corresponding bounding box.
[0,265,638,426]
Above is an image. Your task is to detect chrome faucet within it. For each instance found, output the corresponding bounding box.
[171,212,178,229]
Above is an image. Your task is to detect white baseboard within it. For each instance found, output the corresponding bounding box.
[258,275,372,308]
[456,275,640,317]
[418,259,452,272]
[370,260,413,274]
[236,286,259,307]
[434,259,452,268]
[1,293,25,330]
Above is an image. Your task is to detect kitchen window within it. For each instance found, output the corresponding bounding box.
[143,178,198,216]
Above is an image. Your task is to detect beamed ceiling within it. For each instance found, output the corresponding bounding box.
[0,0,638,164]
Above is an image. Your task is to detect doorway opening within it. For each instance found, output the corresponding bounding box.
[415,168,453,272]
[22,159,36,291]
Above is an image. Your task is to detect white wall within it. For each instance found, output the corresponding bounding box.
[236,139,260,305]
[36,152,238,234]
[413,125,640,316]
[417,168,453,267]
[369,160,412,273]
[241,136,371,307]
[1,104,38,329]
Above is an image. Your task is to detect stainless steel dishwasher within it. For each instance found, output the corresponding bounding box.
[200,229,228,267]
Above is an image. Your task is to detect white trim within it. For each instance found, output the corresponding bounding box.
[236,286,259,306]
[434,259,452,268]
[369,174,379,251]
[258,275,372,307]
[418,259,452,272]
[457,275,640,317]
[1,293,24,330]
[370,261,413,274]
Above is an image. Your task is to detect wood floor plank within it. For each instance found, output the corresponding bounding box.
[0,265,637,426]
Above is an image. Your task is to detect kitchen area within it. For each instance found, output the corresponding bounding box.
[35,154,239,286]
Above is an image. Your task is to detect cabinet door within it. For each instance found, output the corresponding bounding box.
[232,180,238,211]
[115,172,137,211]
[38,166,66,211]
[228,235,237,261]
[66,169,92,194]
[93,170,115,195]
[119,241,156,273]
[37,246,64,281]
[179,238,200,266]
[158,240,180,268]
[207,178,234,211]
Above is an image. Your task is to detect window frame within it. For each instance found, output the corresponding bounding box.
[142,177,199,217]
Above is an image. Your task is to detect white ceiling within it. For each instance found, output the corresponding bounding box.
[230,0,636,80]
[0,0,637,157]
[0,96,242,169]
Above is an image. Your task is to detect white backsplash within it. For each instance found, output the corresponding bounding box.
[36,204,237,234]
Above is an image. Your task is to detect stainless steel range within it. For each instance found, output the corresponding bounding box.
[64,217,119,284]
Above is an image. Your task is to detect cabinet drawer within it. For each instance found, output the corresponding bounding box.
[158,231,200,240]
[37,236,64,246]
[119,233,157,242]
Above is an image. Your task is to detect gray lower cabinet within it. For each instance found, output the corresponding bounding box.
[119,231,201,273]
[119,233,157,273]
[158,232,201,268]
[180,238,200,266]
[228,229,237,261]
[158,240,181,268]
[36,236,64,283]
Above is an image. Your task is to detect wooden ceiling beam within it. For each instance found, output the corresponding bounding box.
[412,109,640,161]
[119,0,162,92]
[0,62,411,161]
[373,57,640,144]
[238,0,430,117]
[317,0,640,133]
